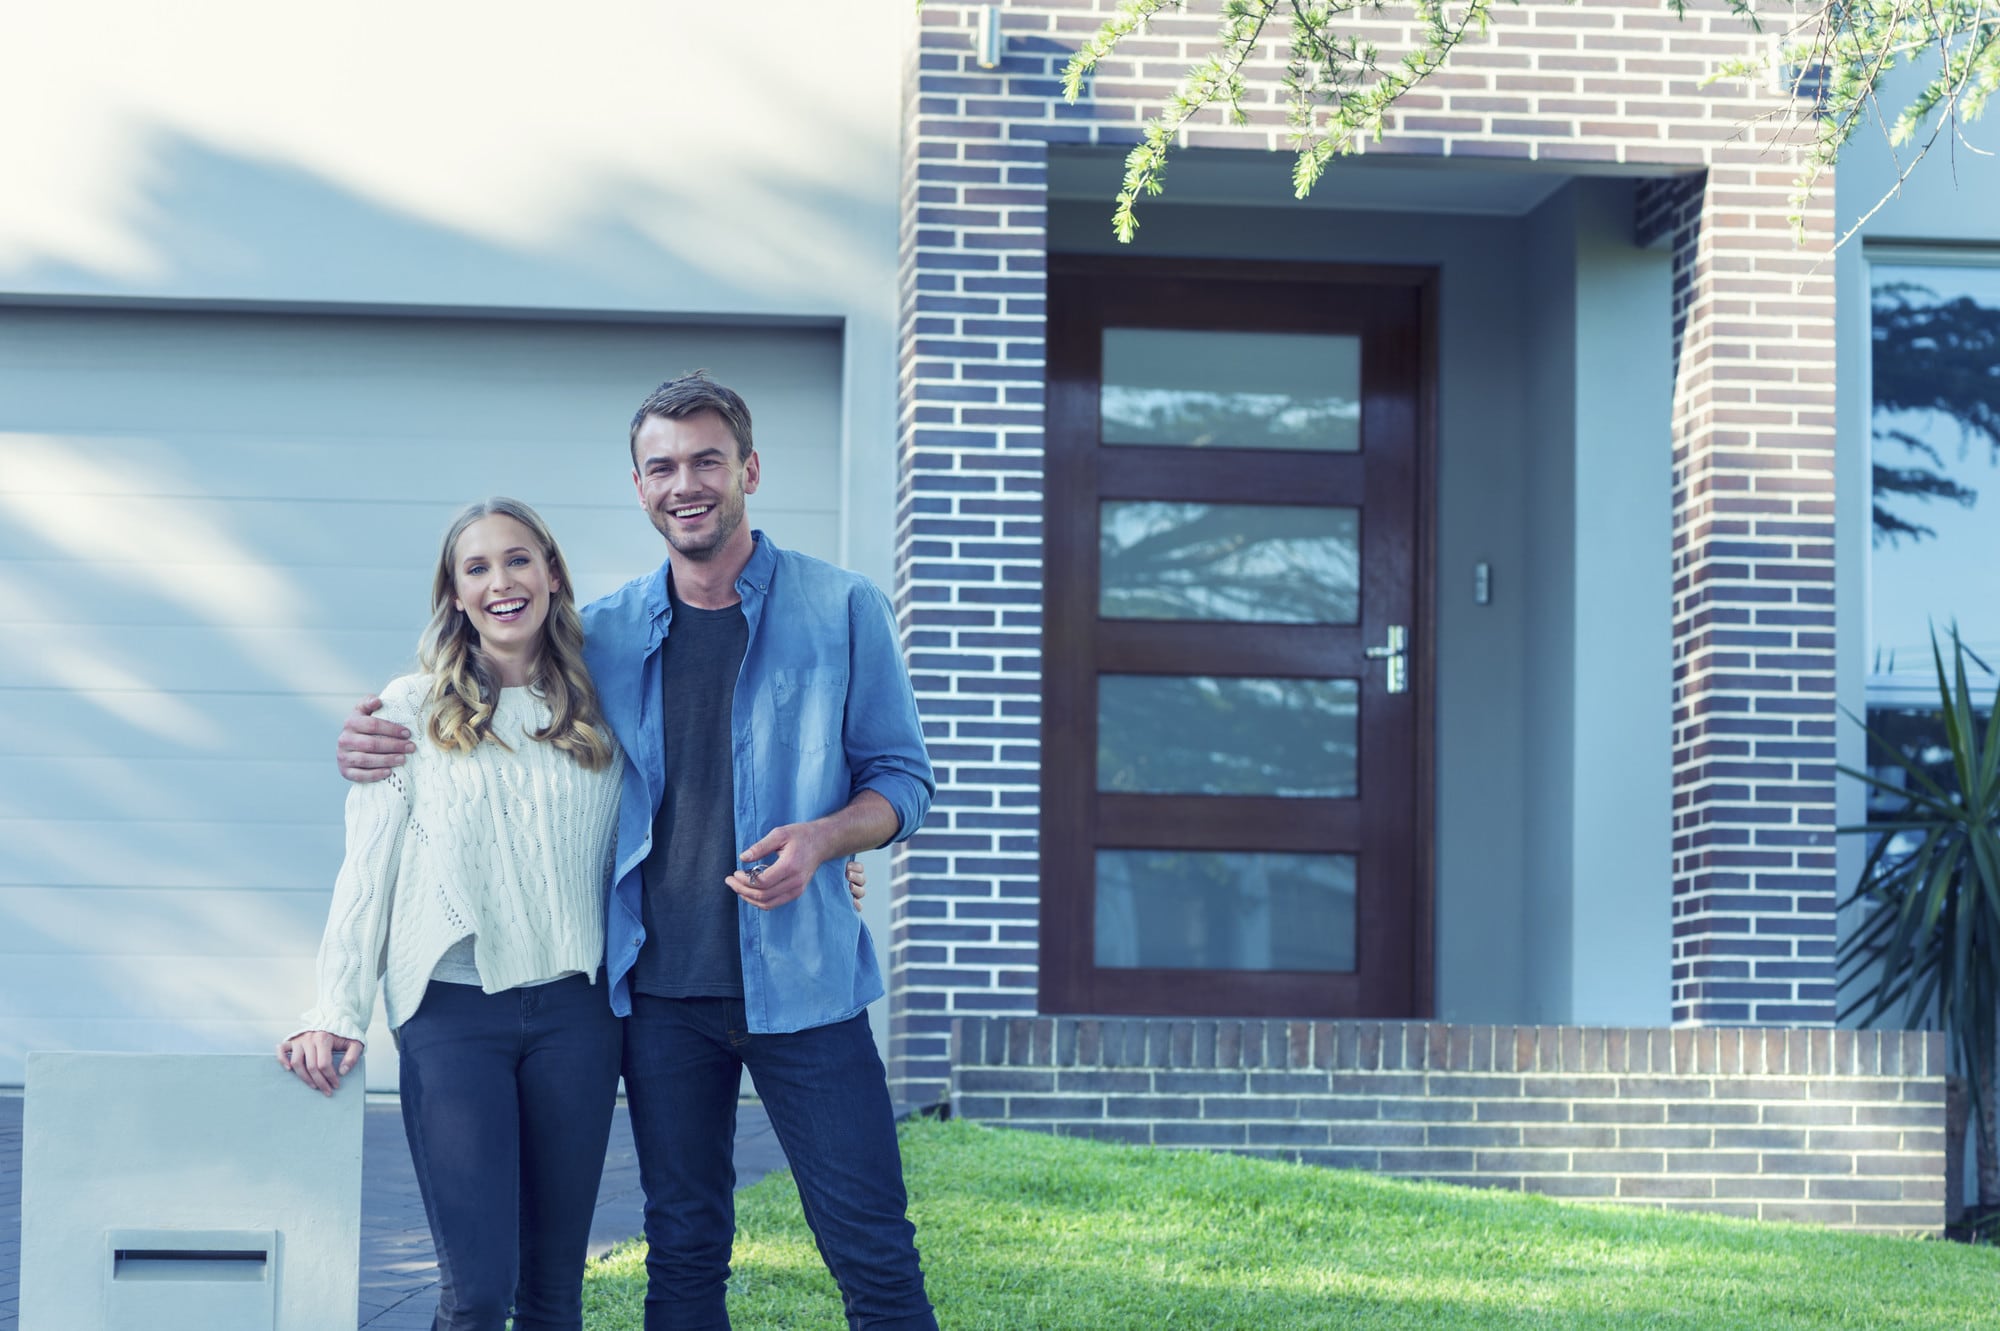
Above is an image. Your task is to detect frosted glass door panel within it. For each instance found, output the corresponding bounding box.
[1100,328,1361,451]
[1100,501,1360,623]
[1095,850,1357,972]
[1098,675,1359,797]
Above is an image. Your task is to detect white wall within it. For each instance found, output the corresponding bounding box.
[1558,181,1675,1025]
[1,0,905,580]
[1521,186,1581,1022]
[1518,180,1674,1025]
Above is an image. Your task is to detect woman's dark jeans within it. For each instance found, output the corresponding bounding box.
[397,973,623,1331]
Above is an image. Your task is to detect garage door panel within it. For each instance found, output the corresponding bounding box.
[0,541,841,638]
[4,818,343,891]
[2,901,401,1089]
[10,688,357,761]
[0,757,340,823]
[9,562,843,695]
[0,496,837,578]
[0,956,318,1021]
[2,311,843,460]
[0,886,332,957]
[1,306,847,1083]
[2,433,621,505]
[5,621,408,694]
[1,559,425,628]
[4,431,845,515]
[0,493,582,566]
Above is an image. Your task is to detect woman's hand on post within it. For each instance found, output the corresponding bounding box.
[276,1030,364,1096]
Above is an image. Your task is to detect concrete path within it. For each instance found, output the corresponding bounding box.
[0,1089,792,1331]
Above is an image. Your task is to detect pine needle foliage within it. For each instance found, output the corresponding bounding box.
[1062,0,1498,242]
[1063,0,2000,244]
[1702,0,2000,243]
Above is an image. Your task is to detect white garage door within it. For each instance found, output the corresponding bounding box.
[0,305,844,1086]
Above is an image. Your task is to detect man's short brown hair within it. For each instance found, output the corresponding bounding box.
[628,371,754,465]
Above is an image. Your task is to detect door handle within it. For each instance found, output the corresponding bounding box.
[1364,624,1408,694]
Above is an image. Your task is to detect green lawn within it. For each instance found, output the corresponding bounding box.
[582,1118,2000,1329]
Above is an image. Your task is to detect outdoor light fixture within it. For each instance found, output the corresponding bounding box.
[975,5,1004,69]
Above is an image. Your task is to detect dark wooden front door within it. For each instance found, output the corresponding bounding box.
[1040,256,1434,1018]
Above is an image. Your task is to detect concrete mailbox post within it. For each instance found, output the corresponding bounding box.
[20,1052,364,1331]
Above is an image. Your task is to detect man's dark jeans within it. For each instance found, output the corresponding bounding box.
[622,995,937,1331]
[398,974,624,1331]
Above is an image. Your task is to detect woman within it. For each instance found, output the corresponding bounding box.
[278,497,862,1331]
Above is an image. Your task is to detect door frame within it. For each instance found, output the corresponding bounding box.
[1037,252,1439,1018]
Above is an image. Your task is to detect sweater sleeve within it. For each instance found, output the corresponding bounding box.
[294,680,420,1042]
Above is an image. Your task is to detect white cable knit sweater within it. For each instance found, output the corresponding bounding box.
[297,673,623,1041]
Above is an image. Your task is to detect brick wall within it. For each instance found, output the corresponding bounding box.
[1656,161,1839,1027]
[892,1,1840,1104]
[890,9,1053,1104]
[952,1018,1946,1235]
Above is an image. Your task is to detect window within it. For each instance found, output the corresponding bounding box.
[1867,256,2000,788]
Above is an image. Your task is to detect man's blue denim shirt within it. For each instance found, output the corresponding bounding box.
[581,532,934,1033]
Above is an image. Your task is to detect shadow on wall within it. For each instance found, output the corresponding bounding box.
[0,118,897,316]
[0,438,367,1075]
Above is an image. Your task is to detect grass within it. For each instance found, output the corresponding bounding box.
[582,1118,2000,1329]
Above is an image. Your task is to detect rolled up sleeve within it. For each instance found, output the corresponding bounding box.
[843,581,934,844]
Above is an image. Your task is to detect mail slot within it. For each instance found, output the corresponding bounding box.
[104,1229,277,1331]
[114,1245,270,1281]
[21,1054,361,1331]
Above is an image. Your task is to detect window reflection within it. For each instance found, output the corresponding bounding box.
[1868,263,2000,707]
[1095,849,1356,972]
[1100,328,1361,452]
[1098,675,1358,798]
[1100,501,1360,624]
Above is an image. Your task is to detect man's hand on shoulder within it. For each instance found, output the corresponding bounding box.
[336,695,416,784]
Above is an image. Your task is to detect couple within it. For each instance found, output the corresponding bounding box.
[276,373,938,1331]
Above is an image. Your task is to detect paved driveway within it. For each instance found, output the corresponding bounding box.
[0,1090,791,1331]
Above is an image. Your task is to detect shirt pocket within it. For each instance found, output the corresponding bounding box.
[770,667,845,755]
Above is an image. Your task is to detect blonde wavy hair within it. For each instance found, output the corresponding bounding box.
[417,497,615,770]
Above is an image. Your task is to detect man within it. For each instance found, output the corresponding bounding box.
[337,372,938,1331]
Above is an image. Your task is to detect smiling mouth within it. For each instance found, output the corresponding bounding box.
[485,598,530,621]
[671,503,715,521]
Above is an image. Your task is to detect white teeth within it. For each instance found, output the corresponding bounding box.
[488,599,527,615]
[673,505,712,518]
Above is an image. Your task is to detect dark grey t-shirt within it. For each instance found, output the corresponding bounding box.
[631,582,747,999]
